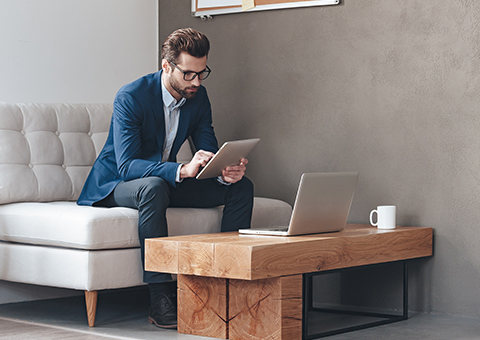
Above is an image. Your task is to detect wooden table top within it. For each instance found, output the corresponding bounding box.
[145,224,433,281]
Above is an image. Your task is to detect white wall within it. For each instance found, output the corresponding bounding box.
[0,0,158,304]
[0,0,158,103]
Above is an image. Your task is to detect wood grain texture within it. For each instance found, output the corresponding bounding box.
[229,275,302,340]
[177,274,228,339]
[177,274,302,340]
[178,241,216,277]
[145,225,433,280]
[145,239,178,273]
[279,275,303,338]
[243,227,433,279]
[84,291,98,327]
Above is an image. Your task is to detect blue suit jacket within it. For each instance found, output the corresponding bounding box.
[77,70,218,206]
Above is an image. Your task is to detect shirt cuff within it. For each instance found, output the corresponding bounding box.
[175,164,184,183]
[216,176,232,186]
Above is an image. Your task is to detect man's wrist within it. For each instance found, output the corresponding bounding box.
[176,164,184,183]
[217,176,231,186]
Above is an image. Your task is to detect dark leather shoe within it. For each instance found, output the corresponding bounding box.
[148,283,177,329]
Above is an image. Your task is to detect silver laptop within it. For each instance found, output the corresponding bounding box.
[239,172,358,236]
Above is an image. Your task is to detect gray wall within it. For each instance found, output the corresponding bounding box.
[160,0,480,318]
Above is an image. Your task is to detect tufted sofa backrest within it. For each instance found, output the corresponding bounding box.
[0,103,194,205]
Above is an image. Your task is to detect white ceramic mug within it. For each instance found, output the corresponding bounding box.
[369,205,396,229]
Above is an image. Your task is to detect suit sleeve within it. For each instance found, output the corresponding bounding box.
[113,92,179,186]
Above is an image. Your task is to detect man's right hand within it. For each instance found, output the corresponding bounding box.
[179,150,215,179]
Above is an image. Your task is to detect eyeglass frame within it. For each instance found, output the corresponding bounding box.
[169,61,211,81]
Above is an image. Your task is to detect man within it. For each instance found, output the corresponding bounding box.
[77,28,254,329]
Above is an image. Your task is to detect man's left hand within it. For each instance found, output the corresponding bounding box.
[221,158,248,184]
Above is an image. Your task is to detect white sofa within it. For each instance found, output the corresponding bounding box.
[0,103,292,327]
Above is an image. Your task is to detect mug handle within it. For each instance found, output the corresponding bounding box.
[369,209,378,226]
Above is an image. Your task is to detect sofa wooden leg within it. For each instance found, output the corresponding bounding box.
[84,290,98,327]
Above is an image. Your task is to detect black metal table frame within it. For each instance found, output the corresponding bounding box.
[302,260,409,339]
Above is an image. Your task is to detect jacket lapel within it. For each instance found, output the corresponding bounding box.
[152,69,192,162]
[151,71,165,157]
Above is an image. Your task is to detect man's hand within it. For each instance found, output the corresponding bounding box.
[221,158,248,184]
[180,150,214,179]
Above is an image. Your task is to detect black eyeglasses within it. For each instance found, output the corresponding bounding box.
[169,61,211,81]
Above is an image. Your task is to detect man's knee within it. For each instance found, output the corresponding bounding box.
[232,176,254,199]
[137,177,170,208]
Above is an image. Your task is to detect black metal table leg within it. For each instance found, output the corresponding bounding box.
[303,261,409,339]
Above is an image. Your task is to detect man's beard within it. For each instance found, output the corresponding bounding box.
[169,77,199,100]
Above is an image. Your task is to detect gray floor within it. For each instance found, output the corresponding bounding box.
[0,287,479,340]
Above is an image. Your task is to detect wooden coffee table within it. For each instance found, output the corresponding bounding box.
[145,224,433,339]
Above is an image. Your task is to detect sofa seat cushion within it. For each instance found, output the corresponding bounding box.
[0,198,292,250]
[0,202,139,250]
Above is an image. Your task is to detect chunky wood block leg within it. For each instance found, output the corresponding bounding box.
[178,274,228,339]
[84,290,98,327]
[177,274,303,339]
[229,274,303,340]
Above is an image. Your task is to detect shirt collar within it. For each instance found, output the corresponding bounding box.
[161,75,186,110]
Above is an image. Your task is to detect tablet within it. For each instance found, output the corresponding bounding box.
[196,138,260,180]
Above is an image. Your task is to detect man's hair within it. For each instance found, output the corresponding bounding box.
[161,28,210,63]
